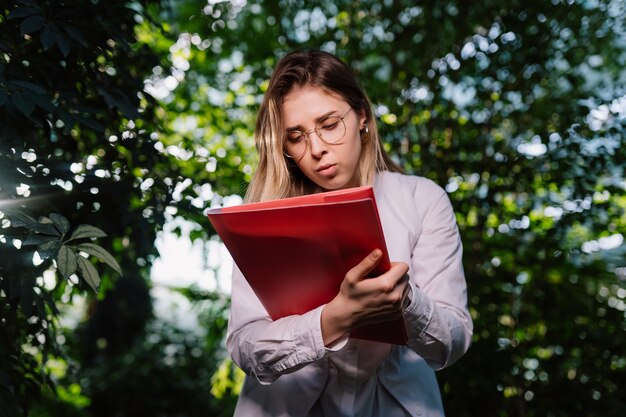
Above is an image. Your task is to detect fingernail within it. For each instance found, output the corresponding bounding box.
[372,249,381,259]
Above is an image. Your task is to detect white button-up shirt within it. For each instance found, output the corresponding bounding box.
[226,171,473,416]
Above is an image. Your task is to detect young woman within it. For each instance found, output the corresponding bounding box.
[226,50,473,417]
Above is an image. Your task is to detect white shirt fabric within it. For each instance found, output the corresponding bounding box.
[226,171,473,417]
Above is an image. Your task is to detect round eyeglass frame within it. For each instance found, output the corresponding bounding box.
[283,107,353,159]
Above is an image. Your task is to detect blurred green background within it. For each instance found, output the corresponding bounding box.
[1,0,625,416]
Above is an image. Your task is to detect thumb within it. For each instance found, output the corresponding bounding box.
[345,249,383,284]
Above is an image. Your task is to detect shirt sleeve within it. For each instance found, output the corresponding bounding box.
[226,265,329,384]
[401,180,473,370]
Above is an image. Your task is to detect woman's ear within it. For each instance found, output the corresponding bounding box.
[358,110,370,140]
[357,109,367,130]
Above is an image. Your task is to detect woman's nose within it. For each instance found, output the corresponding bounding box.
[307,131,327,157]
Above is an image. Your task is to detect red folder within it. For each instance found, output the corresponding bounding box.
[207,186,407,345]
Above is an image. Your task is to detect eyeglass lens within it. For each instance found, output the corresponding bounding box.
[285,110,350,159]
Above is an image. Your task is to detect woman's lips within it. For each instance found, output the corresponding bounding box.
[316,164,337,176]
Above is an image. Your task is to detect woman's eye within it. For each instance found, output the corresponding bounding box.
[320,121,339,131]
[287,133,303,142]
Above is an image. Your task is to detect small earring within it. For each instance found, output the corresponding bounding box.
[360,125,369,140]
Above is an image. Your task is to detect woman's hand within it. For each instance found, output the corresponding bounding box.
[321,249,410,346]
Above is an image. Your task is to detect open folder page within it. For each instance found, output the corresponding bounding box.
[207,186,407,345]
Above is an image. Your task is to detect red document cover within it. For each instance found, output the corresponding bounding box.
[207,186,407,345]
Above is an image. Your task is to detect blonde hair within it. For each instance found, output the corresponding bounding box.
[246,50,402,202]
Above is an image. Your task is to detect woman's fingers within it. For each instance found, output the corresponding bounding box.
[344,249,383,284]
[383,262,409,290]
[326,257,411,336]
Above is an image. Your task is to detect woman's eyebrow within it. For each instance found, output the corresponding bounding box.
[285,110,339,131]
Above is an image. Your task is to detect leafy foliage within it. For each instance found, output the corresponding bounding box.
[1,0,174,415]
[3,211,120,290]
[1,0,241,414]
[159,0,626,415]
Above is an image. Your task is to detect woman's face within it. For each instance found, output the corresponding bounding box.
[281,85,366,191]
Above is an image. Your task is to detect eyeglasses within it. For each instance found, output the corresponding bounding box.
[284,108,353,159]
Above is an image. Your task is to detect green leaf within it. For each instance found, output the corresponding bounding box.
[40,290,60,316]
[28,222,61,236]
[11,91,35,116]
[11,80,47,95]
[40,24,56,50]
[8,6,39,19]
[0,90,7,106]
[72,103,100,114]
[66,224,108,242]
[60,23,88,47]
[98,88,139,119]
[22,234,57,246]
[56,32,71,57]
[49,213,70,235]
[77,256,100,292]
[20,15,45,35]
[2,209,37,228]
[37,239,61,260]
[34,95,54,112]
[57,245,78,279]
[74,114,105,132]
[75,242,122,275]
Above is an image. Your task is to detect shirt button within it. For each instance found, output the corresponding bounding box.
[415,408,423,416]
